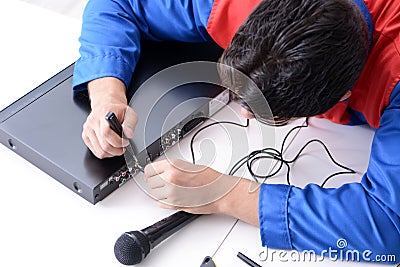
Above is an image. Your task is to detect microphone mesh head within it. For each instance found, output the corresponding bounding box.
[114,231,150,265]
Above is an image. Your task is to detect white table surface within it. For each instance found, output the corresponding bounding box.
[0,2,297,266]
[213,118,395,267]
[1,1,394,267]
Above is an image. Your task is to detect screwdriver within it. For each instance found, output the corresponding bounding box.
[105,111,144,173]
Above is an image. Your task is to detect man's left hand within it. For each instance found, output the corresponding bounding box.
[144,159,240,214]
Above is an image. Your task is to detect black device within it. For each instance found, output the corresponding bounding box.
[105,111,145,173]
[237,252,262,267]
[114,211,200,265]
[0,41,228,204]
[105,111,123,137]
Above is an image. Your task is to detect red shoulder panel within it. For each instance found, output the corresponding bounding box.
[320,0,400,128]
[207,0,262,49]
[206,0,400,128]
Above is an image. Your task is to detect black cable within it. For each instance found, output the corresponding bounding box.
[189,117,356,188]
[190,119,250,164]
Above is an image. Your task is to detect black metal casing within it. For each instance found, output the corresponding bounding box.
[0,41,228,204]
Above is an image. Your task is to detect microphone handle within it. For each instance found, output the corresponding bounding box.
[141,211,201,249]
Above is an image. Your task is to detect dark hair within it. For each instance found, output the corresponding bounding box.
[221,0,369,123]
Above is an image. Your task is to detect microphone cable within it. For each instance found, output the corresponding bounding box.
[189,116,357,264]
[189,117,356,188]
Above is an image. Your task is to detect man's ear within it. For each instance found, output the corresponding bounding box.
[340,91,352,101]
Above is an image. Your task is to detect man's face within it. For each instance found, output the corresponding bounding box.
[241,107,255,119]
[240,90,352,125]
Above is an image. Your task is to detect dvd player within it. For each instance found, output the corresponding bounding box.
[0,41,228,204]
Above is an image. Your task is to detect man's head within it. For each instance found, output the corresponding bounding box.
[220,0,369,124]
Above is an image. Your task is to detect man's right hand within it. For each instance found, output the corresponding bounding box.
[82,77,138,159]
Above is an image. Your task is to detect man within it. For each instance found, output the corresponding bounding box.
[73,0,400,262]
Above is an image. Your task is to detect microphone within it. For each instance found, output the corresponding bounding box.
[114,211,201,265]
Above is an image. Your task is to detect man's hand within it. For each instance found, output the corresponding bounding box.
[144,159,260,226]
[82,77,138,159]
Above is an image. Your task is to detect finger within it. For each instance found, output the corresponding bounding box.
[82,128,96,156]
[157,201,179,210]
[99,118,129,148]
[96,120,126,156]
[82,120,108,158]
[144,160,170,178]
[87,128,113,158]
[149,186,169,201]
[122,107,138,139]
[98,137,125,156]
[146,175,166,189]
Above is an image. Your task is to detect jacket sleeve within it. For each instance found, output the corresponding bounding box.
[259,82,400,263]
[72,0,213,92]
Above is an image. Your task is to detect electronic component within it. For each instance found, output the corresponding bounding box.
[0,40,227,204]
